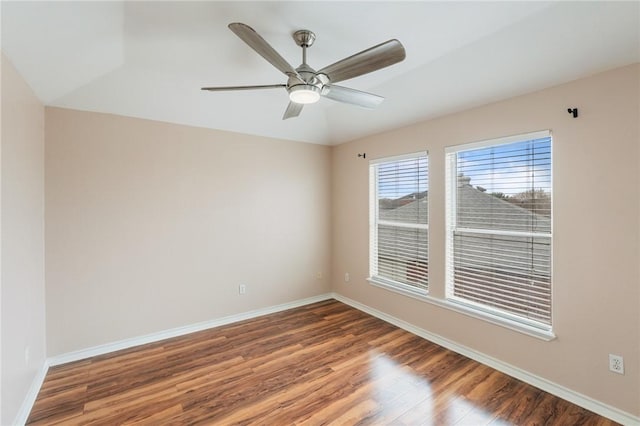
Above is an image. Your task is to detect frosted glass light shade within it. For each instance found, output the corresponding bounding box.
[289,85,321,104]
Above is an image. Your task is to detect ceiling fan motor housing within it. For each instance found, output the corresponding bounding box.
[287,63,328,103]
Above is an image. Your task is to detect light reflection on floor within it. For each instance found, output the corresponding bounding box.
[447,396,502,425]
[367,350,511,425]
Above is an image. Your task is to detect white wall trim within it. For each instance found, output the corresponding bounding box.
[48,293,333,366]
[331,292,639,426]
[14,361,50,426]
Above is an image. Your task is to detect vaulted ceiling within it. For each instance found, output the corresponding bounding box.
[2,1,638,145]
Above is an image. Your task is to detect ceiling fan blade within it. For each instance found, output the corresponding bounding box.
[318,39,406,84]
[229,23,299,78]
[283,102,303,120]
[201,84,286,92]
[323,85,384,109]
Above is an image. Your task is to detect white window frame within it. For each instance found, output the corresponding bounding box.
[444,130,554,337]
[368,151,429,298]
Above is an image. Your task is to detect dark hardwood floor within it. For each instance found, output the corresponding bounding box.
[28,299,617,425]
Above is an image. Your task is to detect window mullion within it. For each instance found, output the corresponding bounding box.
[455,227,551,239]
[378,220,428,230]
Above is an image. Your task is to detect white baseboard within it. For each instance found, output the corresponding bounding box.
[14,361,50,426]
[48,293,333,366]
[331,293,640,426]
[23,292,639,426]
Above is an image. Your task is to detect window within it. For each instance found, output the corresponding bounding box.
[445,131,552,331]
[369,152,428,295]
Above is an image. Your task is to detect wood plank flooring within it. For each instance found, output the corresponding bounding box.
[28,299,618,425]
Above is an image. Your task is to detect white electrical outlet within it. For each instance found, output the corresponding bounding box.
[345,272,350,282]
[609,354,624,374]
[239,284,246,295]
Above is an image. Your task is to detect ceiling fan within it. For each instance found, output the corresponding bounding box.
[201,23,406,120]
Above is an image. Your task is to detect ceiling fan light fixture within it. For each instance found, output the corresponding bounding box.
[289,85,321,104]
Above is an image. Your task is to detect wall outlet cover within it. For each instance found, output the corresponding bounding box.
[608,354,624,374]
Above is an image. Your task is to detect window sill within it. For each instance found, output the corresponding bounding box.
[367,278,556,341]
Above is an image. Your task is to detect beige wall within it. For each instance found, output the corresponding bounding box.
[45,108,331,356]
[1,54,47,425]
[331,64,640,416]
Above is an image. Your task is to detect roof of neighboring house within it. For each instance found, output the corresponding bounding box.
[379,192,428,224]
[376,182,551,273]
[456,179,550,234]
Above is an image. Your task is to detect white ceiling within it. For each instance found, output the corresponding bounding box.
[2,1,639,145]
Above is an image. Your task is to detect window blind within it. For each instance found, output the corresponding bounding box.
[445,132,552,327]
[370,153,428,293]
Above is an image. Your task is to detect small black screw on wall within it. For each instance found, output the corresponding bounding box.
[358,153,366,159]
[567,108,578,118]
